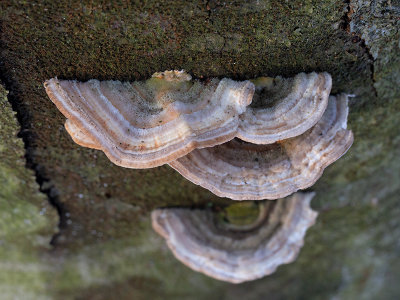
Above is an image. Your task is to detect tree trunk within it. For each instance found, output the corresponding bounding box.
[0,0,399,299]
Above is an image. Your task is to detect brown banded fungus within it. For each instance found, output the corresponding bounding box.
[238,72,332,144]
[44,71,255,168]
[169,94,353,200]
[151,192,318,283]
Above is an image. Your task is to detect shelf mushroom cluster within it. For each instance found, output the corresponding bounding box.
[44,70,353,283]
[44,70,352,200]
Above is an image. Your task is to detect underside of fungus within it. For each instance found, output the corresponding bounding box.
[238,72,332,144]
[169,94,354,200]
[44,71,255,168]
[151,192,318,283]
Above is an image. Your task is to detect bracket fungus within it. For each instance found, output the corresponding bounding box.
[151,192,318,284]
[238,72,332,144]
[44,71,335,169]
[169,94,353,200]
[44,71,255,168]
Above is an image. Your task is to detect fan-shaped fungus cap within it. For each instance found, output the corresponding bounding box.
[169,94,353,200]
[238,72,332,144]
[44,71,255,168]
[151,192,318,283]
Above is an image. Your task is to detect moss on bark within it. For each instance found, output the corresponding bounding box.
[0,84,58,299]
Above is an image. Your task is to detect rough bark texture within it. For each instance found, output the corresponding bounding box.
[0,84,58,299]
[0,0,399,299]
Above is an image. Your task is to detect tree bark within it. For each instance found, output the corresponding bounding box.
[0,0,399,299]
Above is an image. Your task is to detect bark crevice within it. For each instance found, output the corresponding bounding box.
[0,71,65,246]
[341,0,378,97]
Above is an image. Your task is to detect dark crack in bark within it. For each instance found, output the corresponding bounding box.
[358,38,378,97]
[205,0,212,19]
[340,0,353,32]
[341,0,378,97]
[0,62,66,246]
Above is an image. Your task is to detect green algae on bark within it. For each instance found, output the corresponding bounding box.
[0,84,58,299]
